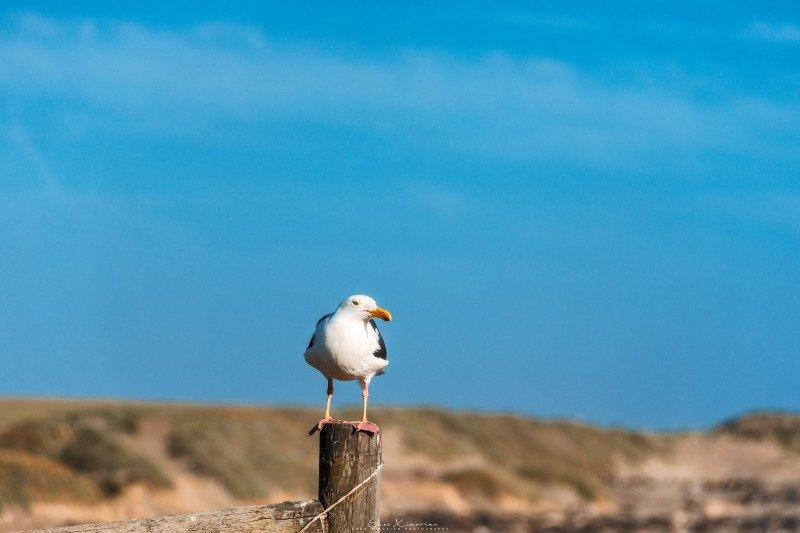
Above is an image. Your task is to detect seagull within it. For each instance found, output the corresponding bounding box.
[304,295,392,435]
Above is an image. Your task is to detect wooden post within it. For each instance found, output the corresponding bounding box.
[318,422,382,532]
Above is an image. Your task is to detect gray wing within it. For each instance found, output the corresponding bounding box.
[306,313,333,349]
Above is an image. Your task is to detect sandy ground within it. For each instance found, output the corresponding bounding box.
[2,404,800,531]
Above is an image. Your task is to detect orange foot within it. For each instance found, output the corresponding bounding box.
[350,420,380,434]
[306,417,333,437]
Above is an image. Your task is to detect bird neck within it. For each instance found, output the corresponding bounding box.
[332,310,369,326]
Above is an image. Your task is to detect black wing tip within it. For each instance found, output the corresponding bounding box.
[370,319,388,360]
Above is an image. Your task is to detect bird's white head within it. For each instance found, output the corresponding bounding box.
[337,294,392,322]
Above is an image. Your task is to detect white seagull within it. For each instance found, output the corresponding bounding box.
[304,294,392,435]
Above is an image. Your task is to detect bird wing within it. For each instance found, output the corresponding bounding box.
[306,313,333,349]
[370,319,388,361]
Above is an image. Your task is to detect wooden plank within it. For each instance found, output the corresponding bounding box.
[29,500,325,533]
[318,422,382,533]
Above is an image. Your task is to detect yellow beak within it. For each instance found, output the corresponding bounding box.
[369,307,392,321]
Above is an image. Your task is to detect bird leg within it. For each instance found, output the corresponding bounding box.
[324,378,334,419]
[351,378,380,434]
[361,379,368,420]
[307,378,335,436]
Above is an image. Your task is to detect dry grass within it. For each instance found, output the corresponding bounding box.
[166,410,317,499]
[717,411,800,452]
[376,408,660,501]
[59,426,170,496]
[0,408,170,498]
[0,399,675,514]
[0,401,668,506]
[0,450,99,511]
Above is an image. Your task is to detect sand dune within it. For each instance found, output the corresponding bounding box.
[0,399,797,531]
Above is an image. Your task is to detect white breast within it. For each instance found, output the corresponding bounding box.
[304,313,388,381]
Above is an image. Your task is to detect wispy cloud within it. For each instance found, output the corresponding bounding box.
[0,118,193,241]
[4,122,63,197]
[0,13,798,174]
[406,183,472,218]
[495,12,591,31]
[750,22,800,43]
[709,191,800,237]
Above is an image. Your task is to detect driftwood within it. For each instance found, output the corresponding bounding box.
[29,500,325,533]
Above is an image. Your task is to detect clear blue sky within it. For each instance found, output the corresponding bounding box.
[1,2,798,429]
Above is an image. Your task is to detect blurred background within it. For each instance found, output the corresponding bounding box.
[0,2,799,531]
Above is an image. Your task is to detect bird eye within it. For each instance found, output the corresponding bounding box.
[352,300,359,306]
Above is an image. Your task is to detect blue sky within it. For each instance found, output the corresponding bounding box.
[0,2,798,429]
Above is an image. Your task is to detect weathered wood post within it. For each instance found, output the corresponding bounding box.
[318,422,383,532]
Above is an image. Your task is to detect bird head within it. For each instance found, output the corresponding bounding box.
[338,294,392,322]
